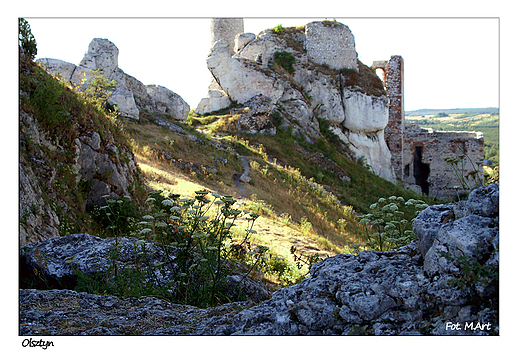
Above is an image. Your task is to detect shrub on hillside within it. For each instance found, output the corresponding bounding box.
[273,51,296,75]
[83,190,264,307]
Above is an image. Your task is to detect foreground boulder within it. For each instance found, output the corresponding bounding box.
[19,184,498,335]
[222,184,498,335]
[19,233,271,304]
[19,289,254,335]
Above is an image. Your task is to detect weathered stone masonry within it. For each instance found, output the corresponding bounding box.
[374,57,484,200]
[374,56,404,182]
[401,125,483,199]
[305,21,358,71]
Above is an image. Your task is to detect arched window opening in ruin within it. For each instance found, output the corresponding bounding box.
[375,68,386,84]
[413,146,430,195]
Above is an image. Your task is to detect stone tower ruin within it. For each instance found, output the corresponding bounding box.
[210,18,244,54]
[195,18,245,115]
[196,18,484,200]
[373,56,405,180]
[305,21,358,71]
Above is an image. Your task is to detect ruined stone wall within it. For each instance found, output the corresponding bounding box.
[382,56,405,180]
[402,123,484,200]
[305,21,358,71]
[376,55,484,199]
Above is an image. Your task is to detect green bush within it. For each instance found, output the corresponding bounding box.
[84,69,117,112]
[290,245,322,282]
[273,51,296,75]
[440,251,498,292]
[81,190,264,307]
[91,195,140,238]
[273,24,285,34]
[444,154,483,196]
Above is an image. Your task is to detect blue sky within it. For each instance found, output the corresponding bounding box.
[26,17,499,112]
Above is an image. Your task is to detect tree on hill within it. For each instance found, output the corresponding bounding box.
[19,18,37,60]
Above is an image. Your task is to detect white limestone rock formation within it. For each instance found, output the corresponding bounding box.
[146,85,190,120]
[194,18,245,115]
[37,38,189,121]
[208,40,286,105]
[335,89,394,181]
[202,19,395,181]
[195,81,232,115]
[234,32,256,53]
[35,58,77,81]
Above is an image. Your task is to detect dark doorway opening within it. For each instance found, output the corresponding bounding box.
[413,146,430,195]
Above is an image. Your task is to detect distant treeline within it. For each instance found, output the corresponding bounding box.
[405,107,498,117]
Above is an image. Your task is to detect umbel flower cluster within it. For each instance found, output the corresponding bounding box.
[357,196,428,251]
[88,190,263,307]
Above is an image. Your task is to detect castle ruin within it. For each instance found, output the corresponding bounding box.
[199,19,484,200]
[374,56,484,200]
[305,21,358,71]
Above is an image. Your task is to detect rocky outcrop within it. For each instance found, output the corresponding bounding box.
[208,40,286,105]
[414,183,499,279]
[19,184,498,335]
[19,108,142,245]
[19,55,144,245]
[197,20,394,181]
[219,184,498,336]
[19,233,271,304]
[195,82,232,115]
[37,38,189,121]
[19,289,255,335]
[74,131,140,208]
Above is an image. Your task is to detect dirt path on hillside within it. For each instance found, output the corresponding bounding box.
[233,156,249,198]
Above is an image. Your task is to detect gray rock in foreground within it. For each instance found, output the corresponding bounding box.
[19,184,498,335]
[19,233,271,304]
[19,289,253,335]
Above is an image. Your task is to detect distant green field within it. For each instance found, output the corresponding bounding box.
[405,107,498,117]
[406,110,499,165]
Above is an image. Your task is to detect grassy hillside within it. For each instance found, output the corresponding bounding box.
[19,55,147,239]
[406,111,499,166]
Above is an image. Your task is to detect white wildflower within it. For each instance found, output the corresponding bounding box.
[161,199,174,207]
